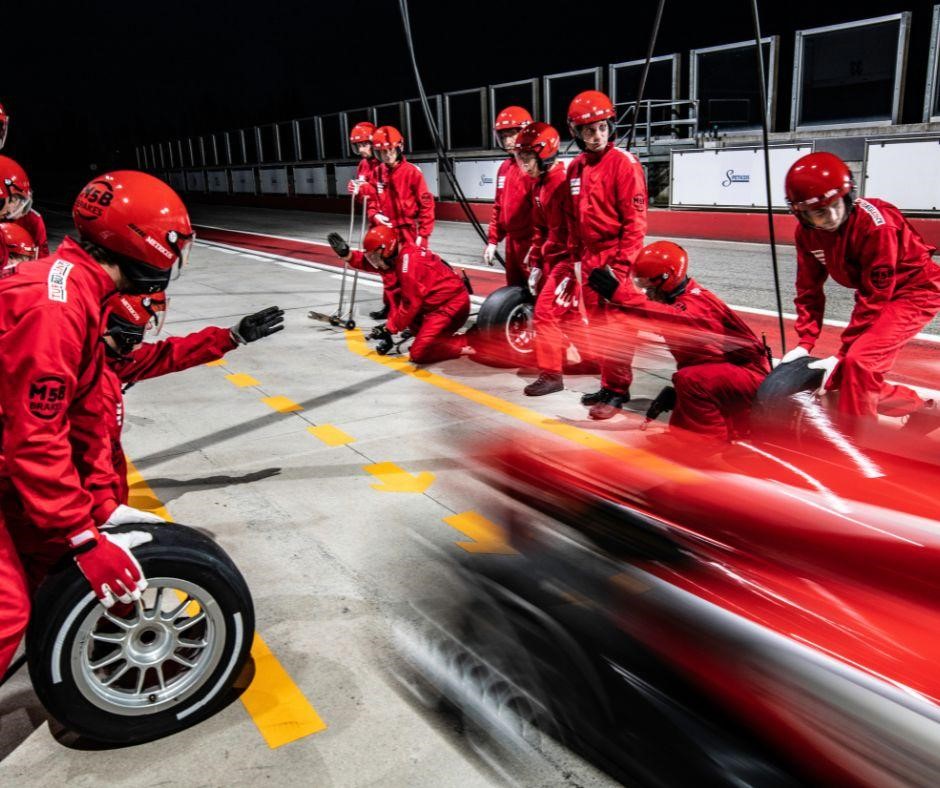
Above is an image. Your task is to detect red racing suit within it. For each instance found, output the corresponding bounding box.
[794,198,940,417]
[351,243,470,364]
[610,277,770,440]
[565,143,648,393]
[529,162,591,374]
[104,326,238,502]
[367,157,435,245]
[15,209,49,258]
[354,157,382,205]
[0,238,121,676]
[488,157,535,287]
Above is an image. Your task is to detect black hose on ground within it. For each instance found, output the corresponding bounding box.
[749,0,788,355]
[397,0,504,267]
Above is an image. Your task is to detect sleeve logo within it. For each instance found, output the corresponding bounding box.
[28,375,67,420]
[871,265,892,290]
[47,260,73,302]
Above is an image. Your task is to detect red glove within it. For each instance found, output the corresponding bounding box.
[69,528,148,607]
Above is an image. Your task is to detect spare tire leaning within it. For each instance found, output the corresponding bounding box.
[750,356,824,438]
[26,522,254,745]
[471,285,535,368]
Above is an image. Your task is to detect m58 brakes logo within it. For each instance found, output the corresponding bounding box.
[74,180,115,221]
[28,375,67,420]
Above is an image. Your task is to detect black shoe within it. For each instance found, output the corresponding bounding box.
[369,304,389,320]
[589,392,629,420]
[580,387,612,406]
[524,373,563,397]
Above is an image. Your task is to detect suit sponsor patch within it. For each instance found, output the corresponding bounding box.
[811,249,826,265]
[47,260,73,302]
[402,253,410,273]
[871,265,893,290]
[569,177,581,196]
[497,176,506,190]
[28,375,67,420]
[857,199,885,227]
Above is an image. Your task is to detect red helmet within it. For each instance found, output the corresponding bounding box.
[0,221,38,261]
[73,171,194,294]
[104,291,167,357]
[363,224,398,258]
[0,156,32,221]
[494,106,533,132]
[633,241,689,293]
[784,152,854,213]
[514,122,560,162]
[0,103,8,150]
[371,126,405,151]
[349,121,376,145]
[567,90,615,126]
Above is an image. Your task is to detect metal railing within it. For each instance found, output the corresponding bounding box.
[615,99,699,156]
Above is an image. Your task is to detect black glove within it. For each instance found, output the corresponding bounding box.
[399,328,413,341]
[232,306,285,344]
[327,232,350,258]
[587,267,620,301]
[374,328,394,356]
[369,324,387,340]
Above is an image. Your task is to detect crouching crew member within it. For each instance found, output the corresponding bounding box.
[780,152,940,427]
[328,226,472,364]
[588,241,770,441]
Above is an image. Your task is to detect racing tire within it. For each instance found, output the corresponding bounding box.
[471,285,535,368]
[750,356,824,438]
[26,522,254,745]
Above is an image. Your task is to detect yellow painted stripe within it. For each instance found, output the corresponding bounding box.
[444,511,517,554]
[307,424,355,446]
[239,634,328,747]
[344,329,702,483]
[262,395,303,413]
[363,461,434,493]
[123,458,327,747]
[226,372,261,388]
[205,358,227,367]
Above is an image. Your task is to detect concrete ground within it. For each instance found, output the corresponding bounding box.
[1,205,935,786]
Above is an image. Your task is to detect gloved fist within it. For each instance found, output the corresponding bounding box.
[232,306,285,344]
[70,529,151,608]
[347,179,361,196]
[527,267,542,296]
[373,213,393,228]
[554,277,579,309]
[374,328,394,356]
[780,346,810,364]
[807,355,840,396]
[102,504,165,529]
[587,267,619,301]
[483,243,498,266]
[327,232,350,258]
[369,323,387,340]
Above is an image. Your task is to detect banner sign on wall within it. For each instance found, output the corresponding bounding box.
[231,169,256,194]
[414,161,440,197]
[259,167,289,195]
[453,159,502,201]
[864,137,940,212]
[168,171,185,192]
[670,145,812,209]
[207,170,228,193]
[293,166,328,196]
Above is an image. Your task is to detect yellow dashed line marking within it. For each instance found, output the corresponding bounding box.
[124,458,327,748]
[226,372,261,388]
[345,329,702,484]
[364,461,435,493]
[307,424,355,446]
[205,358,227,367]
[262,395,303,413]
[444,511,517,554]
[239,634,328,748]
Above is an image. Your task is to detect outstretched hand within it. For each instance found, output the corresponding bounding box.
[233,306,285,344]
[327,232,351,259]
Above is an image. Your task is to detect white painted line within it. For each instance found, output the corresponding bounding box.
[240,253,269,261]
[331,274,382,289]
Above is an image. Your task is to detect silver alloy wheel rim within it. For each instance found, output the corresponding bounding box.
[505,303,535,354]
[70,578,226,715]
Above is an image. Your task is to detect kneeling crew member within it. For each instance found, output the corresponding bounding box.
[588,241,770,441]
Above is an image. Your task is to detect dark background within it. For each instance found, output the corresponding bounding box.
[3,0,937,194]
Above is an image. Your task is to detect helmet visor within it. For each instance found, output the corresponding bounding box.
[0,191,32,221]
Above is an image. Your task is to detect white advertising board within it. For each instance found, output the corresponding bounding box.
[259,167,289,195]
[864,138,940,212]
[168,171,185,192]
[334,165,358,194]
[207,170,228,193]
[231,169,256,194]
[293,166,328,196]
[415,161,440,197]
[453,159,502,201]
[670,145,812,209]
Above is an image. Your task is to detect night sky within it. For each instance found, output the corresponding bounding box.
[4,0,937,191]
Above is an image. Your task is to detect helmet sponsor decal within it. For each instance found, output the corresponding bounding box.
[28,375,67,420]
[74,179,114,221]
[47,259,73,302]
